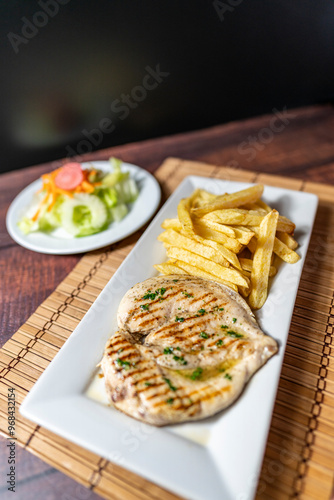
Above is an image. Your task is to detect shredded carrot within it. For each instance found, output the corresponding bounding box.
[81,181,95,193]
[32,208,41,222]
[32,191,50,221]
[30,164,99,221]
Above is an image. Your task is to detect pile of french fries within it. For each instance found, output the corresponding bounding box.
[154,184,300,310]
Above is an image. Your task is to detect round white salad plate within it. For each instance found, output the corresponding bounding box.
[6,161,161,255]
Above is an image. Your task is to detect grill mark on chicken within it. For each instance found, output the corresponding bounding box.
[135,316,164,329]
[146,390,171,402]
[138,381,165,392]
[106,338,128,350]
[149,316,216,339]
[102,275,278,425]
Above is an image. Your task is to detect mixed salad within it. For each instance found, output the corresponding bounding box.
[18,158,139,237]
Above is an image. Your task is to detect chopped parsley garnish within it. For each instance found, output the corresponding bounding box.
[232,318,237,323]
[178,307,181,310]
[142,292,157,300]
[190,367,203,380]
[166,398,174,404]
[115,358,131,369]
[173,279,179,282]
[199,332,209,339]
[226,330,244,338]
[221,325,228,329]
[216,339,223,346]
[163,347,174,355]
[219,307,225,311]
[175,347,181,351]
[144,382,152,386]
[140,304,149,311]
[224,373,232,380]
[175,316,185,322]
[142,287,166,300]
[117,348,124,354]
[198,308,206,315]
[188,398,193,404]
[182,291,193,298]
[163,377,178,391]
[173,355,187,365]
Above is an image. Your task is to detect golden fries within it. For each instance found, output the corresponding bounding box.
[273,238,300,264]
[155,185,300,310]
[191,184,264,217]
[276,231,298,250]
[248,210,279,309]
[154,262,188,276]
[194,219,242,252]
[239,258,277,277]
[158,229,230,267]
[165,247,249,287]
[178,198,195,237]
[155,260,238,291]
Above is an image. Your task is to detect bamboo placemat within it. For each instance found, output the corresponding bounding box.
[1,157,334,500]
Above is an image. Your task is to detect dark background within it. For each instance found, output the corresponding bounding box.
[1,0,334,173]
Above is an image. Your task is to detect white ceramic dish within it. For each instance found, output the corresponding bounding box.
[6,161,161,255]
[20,176,318,500]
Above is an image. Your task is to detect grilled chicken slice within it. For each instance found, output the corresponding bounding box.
[101,275,278,425]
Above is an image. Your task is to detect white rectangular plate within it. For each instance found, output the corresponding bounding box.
[20,176,318,500]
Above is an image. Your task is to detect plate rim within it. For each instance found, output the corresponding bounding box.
[6,161,161,255]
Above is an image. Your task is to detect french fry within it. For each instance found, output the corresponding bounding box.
[165,246,249,287]
[161,218,182,231]
[277,231,298,250]
[195,218,236,238]
[206,208,295,233]
[202,209,246,225]
[275,215,295,234]
[159,225,242,269]
[191,184,264,217]
[242,203,268,214]
[248,210,279,310]
[158,229,230,267]
[273,238,300,264]
[194,219,242,253]
[255,199,272,213]
[191,189,216,208]
[198,238,242,270]
[231,226,255,245]
[192,215,236,238]
[178,198,195,237]
[239,258,277,277]
[247,236,257,254]
[154,261,188,276]
[250,216,295,234]
[239,285,251,298]
[172,260,238,291]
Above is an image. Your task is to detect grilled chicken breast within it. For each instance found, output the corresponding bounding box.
[101,275,278,425]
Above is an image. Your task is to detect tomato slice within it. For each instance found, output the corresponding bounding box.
[55,163,84,190]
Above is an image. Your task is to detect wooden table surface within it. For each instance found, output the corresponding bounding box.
[1,104,334,499]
